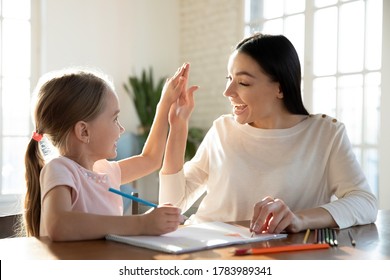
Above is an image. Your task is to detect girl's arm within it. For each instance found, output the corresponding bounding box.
[118,64,189,184]
[41,186,182,241]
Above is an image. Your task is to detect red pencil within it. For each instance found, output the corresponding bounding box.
[234,243,330,256]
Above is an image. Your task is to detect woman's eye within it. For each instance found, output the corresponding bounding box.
[238,79,250,86]
[226,76,249,86]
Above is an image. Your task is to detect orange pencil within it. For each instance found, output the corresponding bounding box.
[234,243,330,255]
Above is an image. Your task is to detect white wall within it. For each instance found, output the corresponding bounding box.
[38,0,180,133]
[179,0,245,129]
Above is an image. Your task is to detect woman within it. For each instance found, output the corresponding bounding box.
[159,33,378,234]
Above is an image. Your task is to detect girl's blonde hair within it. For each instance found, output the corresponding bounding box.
[24,68,114,237]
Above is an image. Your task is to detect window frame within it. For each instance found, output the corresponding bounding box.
[244,0,383,198]
[0,0,38,216]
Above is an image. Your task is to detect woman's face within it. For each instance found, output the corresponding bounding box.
[223,51,283,128]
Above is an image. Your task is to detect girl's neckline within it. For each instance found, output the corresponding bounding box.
[61,156,108,179]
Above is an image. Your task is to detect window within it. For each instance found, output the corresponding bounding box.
[245,0,382,196]
[0,0,32,215]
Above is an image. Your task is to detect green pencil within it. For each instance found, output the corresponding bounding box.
[328,228,334,246]
[325,228,330,244]
[332,229,338,246]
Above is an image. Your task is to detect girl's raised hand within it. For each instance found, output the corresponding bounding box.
[160,63,189,106]
[168,64,198,125]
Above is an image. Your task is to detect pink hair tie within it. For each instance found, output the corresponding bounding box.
[32,131,43,142]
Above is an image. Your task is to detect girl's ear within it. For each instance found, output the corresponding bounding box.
[74,121,90,144]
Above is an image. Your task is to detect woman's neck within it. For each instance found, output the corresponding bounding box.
[249,114,308,129]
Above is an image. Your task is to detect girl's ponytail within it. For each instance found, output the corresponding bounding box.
[24,135,45,237]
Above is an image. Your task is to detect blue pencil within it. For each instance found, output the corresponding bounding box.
[108,187,157,208]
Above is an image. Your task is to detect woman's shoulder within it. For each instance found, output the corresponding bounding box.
[308,113,345,131]
[309,113,338,122]
[208,114,238,136]
[213,114,236,127]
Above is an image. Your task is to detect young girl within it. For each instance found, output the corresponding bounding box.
[24,63,197,241]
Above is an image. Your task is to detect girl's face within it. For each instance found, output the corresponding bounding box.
[87,90,125,160]
[223,51,283,128]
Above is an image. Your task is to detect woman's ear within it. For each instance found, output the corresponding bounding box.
[276,85,284,99]
[74,121,90,144]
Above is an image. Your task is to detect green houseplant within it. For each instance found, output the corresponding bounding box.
[123,68,166,144]
[123,68,204,160]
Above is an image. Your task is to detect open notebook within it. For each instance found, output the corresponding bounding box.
[106,221,287,254]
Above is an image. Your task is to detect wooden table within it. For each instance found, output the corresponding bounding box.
[1,210,389,260]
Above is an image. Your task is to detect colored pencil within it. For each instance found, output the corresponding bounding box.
[328,228,334,246]
[332,229,338,246]
[317,228,322,243]
[108,187,157,208]
[303,229,310,244]
[108,187,188,223]
[322,228,326,244]
[325,228,330,244]
[234,243,330,255]
[348,230,356,246]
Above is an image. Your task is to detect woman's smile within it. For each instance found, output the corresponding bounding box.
[232,103,248,115]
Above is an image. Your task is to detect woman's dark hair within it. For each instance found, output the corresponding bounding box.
[235,33,309,115]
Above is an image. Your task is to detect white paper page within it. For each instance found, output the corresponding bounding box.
[106,221,287,254]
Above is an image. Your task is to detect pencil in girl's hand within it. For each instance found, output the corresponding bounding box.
[108,187,157,208]
[108,187,188,223]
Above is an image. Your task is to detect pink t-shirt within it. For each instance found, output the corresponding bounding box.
[39,156,122,236]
